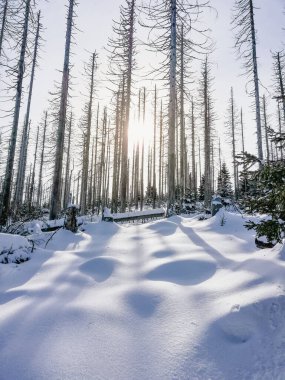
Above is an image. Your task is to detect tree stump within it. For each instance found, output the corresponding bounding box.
[64,206,78,233]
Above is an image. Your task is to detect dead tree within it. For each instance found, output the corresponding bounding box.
[36,111,48,207]
[50,0,76,220]
[0,0,33,225]
[14,10,41,210]
[190,99,197,198]
[80,52,97,215]
[232,0,263,162]
[200,56,213,208]
[28,125,39,209]
[225,87,239,198]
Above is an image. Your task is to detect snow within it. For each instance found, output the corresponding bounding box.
[0,212,285,379]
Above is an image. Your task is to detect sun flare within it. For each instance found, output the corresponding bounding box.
[128,117,153,149]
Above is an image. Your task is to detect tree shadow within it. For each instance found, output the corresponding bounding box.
[177,220,235,267]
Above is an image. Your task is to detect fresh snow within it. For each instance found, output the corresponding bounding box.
[1,211,285,379]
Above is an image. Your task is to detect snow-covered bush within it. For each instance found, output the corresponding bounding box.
[0,233,32,264]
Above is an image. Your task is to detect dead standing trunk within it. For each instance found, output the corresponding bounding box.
[50,0,75,220]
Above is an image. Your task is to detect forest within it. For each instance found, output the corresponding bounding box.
[0,0,283,241]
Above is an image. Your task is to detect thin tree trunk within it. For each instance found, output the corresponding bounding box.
[28,125,40,209]
[80,52,96,215]
[120,0,135,213]
[140,87,146,211]
[249,0,263,162]
[191,99,196,198]
[152,84,157,208]
[262,95,270,163]
[167,0,177,213]
[63,115,72,209]
[37,111,48,207]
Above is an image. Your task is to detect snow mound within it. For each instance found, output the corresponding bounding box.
[145,258,216,285]
[0,233,31,264]
[147,219,178,235]
[79,256,120,282]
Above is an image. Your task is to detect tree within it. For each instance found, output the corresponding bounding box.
[244,160,285,244]
[225,87,239,198]
[198,174,205,201]
[272,51,285,126]
[0,0,34,226]
[80,52,97,215]
[217,162,233,198]
[13,10,42,210]
[200,56,214,207]
[232,0,263,162]
[50,0,76,220]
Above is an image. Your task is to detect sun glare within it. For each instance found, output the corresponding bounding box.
[128,116,153,149]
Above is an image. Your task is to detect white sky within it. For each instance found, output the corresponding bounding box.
[30,0,284,164]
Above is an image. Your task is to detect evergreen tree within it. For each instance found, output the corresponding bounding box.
[198,175,205,201]
[245,161,285,244]
[216,163,233,198]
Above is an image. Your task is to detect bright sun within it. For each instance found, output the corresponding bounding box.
[128,116,153,149]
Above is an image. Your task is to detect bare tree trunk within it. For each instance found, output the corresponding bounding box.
[120,0,135,212]
[167,0,177,213]
[179,24,185,198]
[276,52,285,125]
[262,95,270,163]
[15,11,41,209]
[249,0,263,162]
[203,59,212,208]
[80,52,96,215]
[152,84,157,208]
[230,87,238,198]
[92,103,99,210]
[159,100,163,204]
[0,0,31,225]
[50,0,75,220]
[37,111,48,207]
[98,108,107,212]
[0,0,8,58]
[140,87,146,211]
[63,115,72,209]
[111,91,120,213]
[277,102,284,160]
[191,99,196,198]
[88,137,95,208]
[28,125,40,209]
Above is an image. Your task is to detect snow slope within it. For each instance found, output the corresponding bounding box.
[1,212,285,380]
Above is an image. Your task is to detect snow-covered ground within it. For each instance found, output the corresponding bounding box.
[1,211,285,380]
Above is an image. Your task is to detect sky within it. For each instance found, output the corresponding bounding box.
[28,0,284,166]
